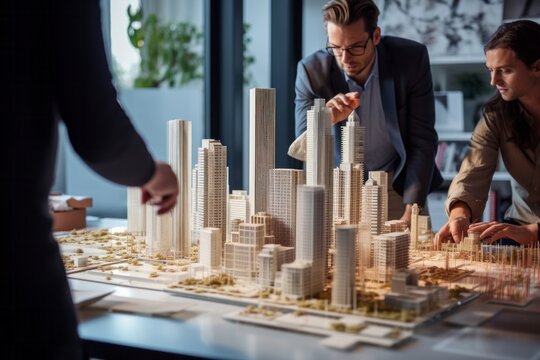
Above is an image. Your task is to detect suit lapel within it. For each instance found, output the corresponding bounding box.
[377,41,405,177]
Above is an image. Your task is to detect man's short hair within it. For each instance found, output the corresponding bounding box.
[322,0,380,34]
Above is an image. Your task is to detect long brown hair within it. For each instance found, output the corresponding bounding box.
[483,20,540,148]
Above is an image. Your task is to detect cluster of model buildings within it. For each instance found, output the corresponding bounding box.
[127,88,434,309]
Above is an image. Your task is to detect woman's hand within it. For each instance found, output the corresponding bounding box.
[434,216,470,248]
[468,221,538,245]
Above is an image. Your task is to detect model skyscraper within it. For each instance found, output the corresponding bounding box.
[267,169,305,248]
[333,111,365,229]
[305,99,334,279]
[332,225,357,308]
[249,88,276,215]
[127,187,146,233]
[192,139,228,244]
[227,190,250,241]
[168,120,192,257]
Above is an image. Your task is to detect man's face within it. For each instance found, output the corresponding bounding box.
[486,48,540,102]
[326,19,380,80]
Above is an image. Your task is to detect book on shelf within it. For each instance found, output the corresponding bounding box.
[436,141,470,174]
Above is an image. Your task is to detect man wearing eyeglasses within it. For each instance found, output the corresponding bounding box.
[293,0,442,224]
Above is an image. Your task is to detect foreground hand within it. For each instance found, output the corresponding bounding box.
[326,92,360,125]
[434,216,470,248]
[468,221,538,245]
[140,161,179,215]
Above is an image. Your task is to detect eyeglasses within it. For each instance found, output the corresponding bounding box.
[326,37,372,57]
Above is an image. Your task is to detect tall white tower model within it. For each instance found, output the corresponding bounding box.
[334,112,365,227]
[305,99,334,277]
[267,169,305,248]
[332,225,357,308]
[249,88,276,215]
[410,203,419,250]
[193,139,228,244]
[168,120,192,257]
[295,185,326,295]
[127,187,146,233]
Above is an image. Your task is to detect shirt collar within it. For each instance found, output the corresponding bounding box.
[345,51,379,89]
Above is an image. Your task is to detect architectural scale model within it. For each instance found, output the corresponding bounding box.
[59,88,540,352]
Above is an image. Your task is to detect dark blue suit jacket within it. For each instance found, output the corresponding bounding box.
[294,36,442,206]
[3,0,155,357]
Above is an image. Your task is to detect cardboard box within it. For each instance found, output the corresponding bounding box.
[50,195,93,232]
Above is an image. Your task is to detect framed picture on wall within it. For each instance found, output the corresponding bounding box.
[379,0,503,56]
[503,0,540,21]
[434,91,464,132]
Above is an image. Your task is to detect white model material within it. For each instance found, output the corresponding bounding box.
[74,255,88,268]
[334,111,365,230]
[267,168,305,248]
[357,221,372,270]
[168,120,192,257]
[361,177,384,236]
[410,204,419,250]
[224,309,412,350]
[368,171,388,222]
[258,244,295,288]
[306,99,334,280]
[192,139,228,245]
[295,185,326,295]
[146,207,173,256]
[249,88,276,215]
[281,260,312,299]
[383,220,408,234]
[251,212,275,244]
[372,232,410,283]
[223,223,265,279]
[127,187,146,233]
[199,227,222,269]
[332,225,357,308]
[227,190,250,241]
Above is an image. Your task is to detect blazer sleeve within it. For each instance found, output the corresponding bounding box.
[53,0,155,187]
[445,115,499,222]
[401,45,440,205]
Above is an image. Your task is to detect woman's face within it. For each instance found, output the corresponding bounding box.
[486,48,540,102]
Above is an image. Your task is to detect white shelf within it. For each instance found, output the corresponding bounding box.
[430,55,485,65]
[441,171,511,182]
[438,132,473,141]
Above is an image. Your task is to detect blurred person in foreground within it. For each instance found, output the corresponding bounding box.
[2,0,179,358]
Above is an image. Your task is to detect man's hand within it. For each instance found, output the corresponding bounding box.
[140,161,179,215]
[326,92,360,125]
[468,221,538,246]
[399,204,412,228]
